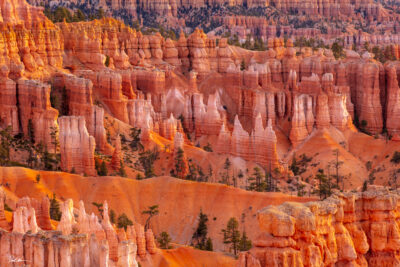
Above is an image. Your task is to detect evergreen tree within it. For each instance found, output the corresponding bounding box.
[138,148,159,178]
[0,127,14,165]
[92,202,104,218]
[105,55,110,67]
[203,143,213,152]
[172,148,185,178]
[240,60,246,71]
[157,232,172,249]
[109,209,116,224]
[49,125,60,169]
[117,213,133,230]
[118,160,127,177]
[331,41,344,59]
[129,127,144,151]
[142,205,159,231]
[315,169,331,199]
[97,161,108,176]
[192,209,209,250]
[49,193,62,221]
[238,231,252,252]
[73,9,85,22]
[205,237,213,251]
[222,217,241,255]
[221,158,231,185]
[43,149,56,170]
[248,167,266,192]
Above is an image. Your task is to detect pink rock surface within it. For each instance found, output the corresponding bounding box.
[59,116,96,176]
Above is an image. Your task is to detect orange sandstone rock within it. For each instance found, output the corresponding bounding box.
[59,116,96,176]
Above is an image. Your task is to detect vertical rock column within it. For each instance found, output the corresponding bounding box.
[0,65,18,134]
[17,79,59,149]
[385,65,400,135]
[59,116,96,176]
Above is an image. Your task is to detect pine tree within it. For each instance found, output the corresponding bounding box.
[142,205,159,231]
[0,126,13,165]
[118,160,127,177]
[109,209,116,224]
[222,217,241,255]
[240,60,246,71]
[138,148,160,178]
[117,213,133,230]
[205,237,213,251]
[49,193,62,221]
[92,202,104,218]
[157,232,172,249]
[238,231,252,252]
[315,169,331,199]
[129,127,144,151]
[98,161,108,176]
[192,209,209,250]
[172,148,185,178]
[221,158,231,185]
[248,167,266,192]
[105,55,110,67]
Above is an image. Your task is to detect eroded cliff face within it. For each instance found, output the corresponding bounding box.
[0,191,156,266]
[0,0,63,79]
[238,186,400,267]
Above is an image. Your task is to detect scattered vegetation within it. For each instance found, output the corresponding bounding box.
[315,169,332,199]
[95,158,108,176]
[157,232,173,249]
[170,148,186,178]
[44,7,105,23]
[221,217,252,256]
[289,153,312,176]
[109,209,116,224]
[92,202,104,217]
[118,160,127,177]
[203,143,213,152]
[129,127,144,152]
[142,205,159,231]
[391,151,400,164]
[186,159,209,182]
[138,148,160,178]
[49,193,62,221]
[117,213,133,230]
[4,203,13,212]
[105,55,110,67]
[192,209,213,251]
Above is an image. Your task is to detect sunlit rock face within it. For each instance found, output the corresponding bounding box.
[58,116,96,176]
[238,186,400,267]
[0,194,157,267]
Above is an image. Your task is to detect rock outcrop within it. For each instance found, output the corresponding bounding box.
[59,116,96,176]
[238,186,400,267]
[0,195,156,266]
[17,79,59,149]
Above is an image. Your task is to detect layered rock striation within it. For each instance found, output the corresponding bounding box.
[238,186,400,267]
[0,194,156,266]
